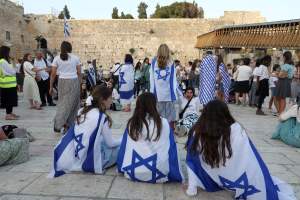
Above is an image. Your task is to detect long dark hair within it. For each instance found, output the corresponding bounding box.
[77,85,113,127]
[283,51,294,65]
[127,92,162,141]
[188,100,235,168]
[124,54,133,64]
[191,60,198,71]
[0,46,11,63]
[60,41,72,61]
[261,55,272,67]
[135,61,141,71]
[20,53,31,75]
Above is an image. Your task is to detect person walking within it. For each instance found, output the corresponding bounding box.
[134,61,142,97]
[0,45,19,120]
[49,41,81,134]
[34,50,55,107]
[141,58,151,93]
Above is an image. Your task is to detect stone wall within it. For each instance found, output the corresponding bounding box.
[0,0,266,68]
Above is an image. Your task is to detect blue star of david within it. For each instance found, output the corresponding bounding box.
[122,150,166,183]
[219,172,260,199]
[74,133,85,158]
[119,72,127,85]
[155,67,170,81]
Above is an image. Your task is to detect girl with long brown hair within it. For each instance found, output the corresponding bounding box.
[150,44,179,129]
[50,85,121,177]
[117,92,183,183]
[185,100,296,199]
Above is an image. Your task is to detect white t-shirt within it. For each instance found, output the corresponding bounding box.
[52,53,80,79]
[15,63,21,73]
[236,65,252,81]
[112,64,121,76]
[34,58,49,80]
[179,96,201,118]
[23,61,36,78]
[0,59,16,76]
[255,65,269,80]
[269,76,278,88]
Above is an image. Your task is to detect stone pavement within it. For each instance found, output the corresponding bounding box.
[0,95,299,200]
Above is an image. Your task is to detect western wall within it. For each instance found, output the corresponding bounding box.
[1,0,266,68]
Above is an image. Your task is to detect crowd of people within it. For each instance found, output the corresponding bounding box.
[1,41,299,199]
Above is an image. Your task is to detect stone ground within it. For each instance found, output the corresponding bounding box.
[0,94,299,200]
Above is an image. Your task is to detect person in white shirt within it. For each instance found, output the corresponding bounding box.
[248,58,260,107]
[268,64,280,113]
[34,50,55,107]
[255,55,271,115]
[21,53,45,110]
[50,41,81,134]
[234,58,252,106]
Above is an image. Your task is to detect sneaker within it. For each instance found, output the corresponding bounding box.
[48,103,56,106]
[256,110,266,115]
[41,103,47,107]
[186,186,197,196]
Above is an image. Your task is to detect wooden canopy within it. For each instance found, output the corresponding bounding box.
[196,19,300,49]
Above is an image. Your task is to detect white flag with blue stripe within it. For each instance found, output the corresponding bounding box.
[64,15,71,38]
[49,111,107,178]
[117,118,184,183]
[119,64,134,105]
[219,63,231,103]
[186,122,296,199]
[87,66,96,87]
[198,55,217,105]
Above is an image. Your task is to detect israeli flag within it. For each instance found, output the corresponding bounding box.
[49,112,106,178]
[150,57,178,102]
[198,55,217,105]
[186,122,296,199]
[119,64,134,105]
[87,66,96,87]
[64,15,71,38]
[117,118,184,183]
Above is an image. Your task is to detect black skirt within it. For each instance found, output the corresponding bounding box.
[256,79,269,97]
[274,78,291,98]
[235,80,250,93]
[0,87,18,108]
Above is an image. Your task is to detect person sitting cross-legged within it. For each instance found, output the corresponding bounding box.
[185,100,296,199]
[117,92,183,183]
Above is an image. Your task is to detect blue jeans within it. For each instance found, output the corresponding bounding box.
[101,141,120,169]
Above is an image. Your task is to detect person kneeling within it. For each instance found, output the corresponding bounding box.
[49,85,121,178]
[117,93,183,183]
[185,100,296,199]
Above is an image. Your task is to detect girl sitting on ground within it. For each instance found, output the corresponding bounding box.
[185,100,296,199]
[49,85,121,177]
[117,93,183,183]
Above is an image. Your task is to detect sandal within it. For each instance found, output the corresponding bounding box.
[5,115,18,120]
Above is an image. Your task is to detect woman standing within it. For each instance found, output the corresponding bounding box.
[255,55,271,115]
[50,41,81,134]
[275,51,295,114]
[21,53,44,110]
[119,54,135,112]
[150,44,178,130]
[0,46,19,120]
[134,61,142,98]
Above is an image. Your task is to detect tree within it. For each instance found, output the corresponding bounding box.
[119,11,134,19]
[58,5,71,19]
[151,2,204,18]
[112,7,119,19]
[138,2,148,19]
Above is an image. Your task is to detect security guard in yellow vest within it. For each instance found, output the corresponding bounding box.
[0,45,19,120]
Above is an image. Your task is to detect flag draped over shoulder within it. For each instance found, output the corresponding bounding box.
[119,64,134,105]
[49,111,107,178]
[87,67,96,87]
[117,118,183,183]
[186,122,296,200]
[64,15,71,38]
[198,55,217,105]
[219,63,231,103]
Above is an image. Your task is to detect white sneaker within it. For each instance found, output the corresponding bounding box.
[279,105,298,121]
[186,186,197,196]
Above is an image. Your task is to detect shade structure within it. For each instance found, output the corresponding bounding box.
[195,19,300,49]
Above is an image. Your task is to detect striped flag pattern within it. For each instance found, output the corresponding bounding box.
[198,55,217,105]
[219,63,231,103]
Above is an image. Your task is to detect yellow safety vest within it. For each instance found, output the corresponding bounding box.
[0,58,17,88]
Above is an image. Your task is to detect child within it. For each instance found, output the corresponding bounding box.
[269,64,280,114]
[185,100,296,199]
[117,93,183,183]
[49,85,121,177]
[150,44,178,129]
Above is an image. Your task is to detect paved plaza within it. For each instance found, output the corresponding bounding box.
[0,94,299,200]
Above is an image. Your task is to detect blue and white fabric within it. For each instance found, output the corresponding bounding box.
[49,110,110,178]
[64,15,71,38]
[117,117,184,183]
[150,57,178,102]
[198,55,217,105]
[87,65,96,87]
[219,63,231,103]
[186,122,296,199]
[119,64,134,105]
